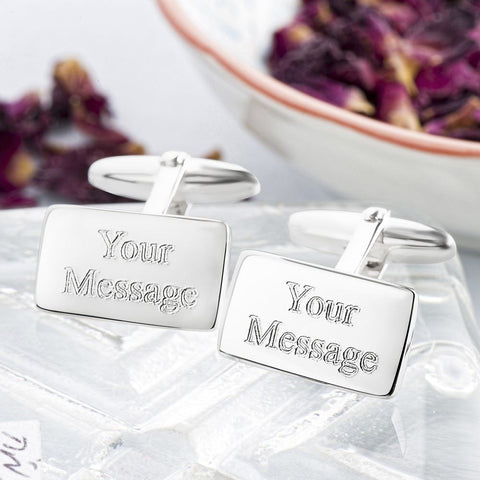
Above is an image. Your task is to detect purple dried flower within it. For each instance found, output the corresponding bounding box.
[324,12,382,66]
[401,0,446,19]
[376,81,420,130]
[271,35,374,113]
[326,8,418,93]
[0,58,147,208]
[445,128,480,141]
[416,60,480,100]
[0,131,35,194]
[425,96,480,136]
[269,0,480,139]
[357,9,418,93]
[467,50,480,70]
[403,8,476,65]
[0,93,50,141]
[290,78,374,114]
[48,59,139,145]
[35,140,145,203]
[358,1,418,34]
[418,94,471,122]
[0,191,36,209]
[296,1,336,31]
[50,59,110,125]
[269,23,315,66]
[271,36,376,92]
[31,58,147,203]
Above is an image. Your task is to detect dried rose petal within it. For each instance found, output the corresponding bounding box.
[326,9,418,93]
[290,79,374,114]
[270,0,480,139]
[416,60,480,101]
[401,0,446,19]
[269,23,315,66]
[204,149,222,161]
[406,8,474,50]
[0,58,147,209]
[0,93,50,140]
[376,81,421,130]
[272,36,376,92]
[445,128,480,141]
[35,140,144,203]
[0,131,36,193]
[33,58,146,203]
[324,15,380,67]
[358,1,419,33]
[467,48,480,69]
[419,94,472,122]
[0,191,36,209]
[425,96,480,135]
[296,1,336,31]
[403,8,475,66]
[51,58,110,124]
[358,9,418,93]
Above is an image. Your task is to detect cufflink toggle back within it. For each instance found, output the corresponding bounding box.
[35,152,260,330]
[219,207,456,397]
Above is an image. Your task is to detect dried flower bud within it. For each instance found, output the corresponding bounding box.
[0,131,35,193]
[35,140,145,203]
[403,8,476,66]
[425,96,480,137]
[51,58,110,124]
[272,37,376,92]
[291,79,374,114]
[269,0,480,139]
[0,58,147,208]
[0,93,50,140]
[376,81,421,130]
[358,1,418,33]
[0,191,36,209]
[297,1,336,30]
[416,61,480,101]
[269,23,315,66]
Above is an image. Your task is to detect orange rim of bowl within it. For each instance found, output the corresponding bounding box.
[157,0,480,158]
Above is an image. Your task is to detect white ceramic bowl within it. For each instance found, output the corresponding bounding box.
[158,0,480,249]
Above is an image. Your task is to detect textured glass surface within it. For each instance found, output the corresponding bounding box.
[0,203,478,479]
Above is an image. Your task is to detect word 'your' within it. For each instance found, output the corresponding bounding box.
[98,229,174,264]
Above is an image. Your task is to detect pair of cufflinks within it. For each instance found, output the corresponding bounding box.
[35,152,455,398]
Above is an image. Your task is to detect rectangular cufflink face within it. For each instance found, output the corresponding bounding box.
[35,206,229,330]
[219,252,417,397]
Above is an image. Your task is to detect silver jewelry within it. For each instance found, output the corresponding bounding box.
[218,207,456,397]
[35,151,260,330]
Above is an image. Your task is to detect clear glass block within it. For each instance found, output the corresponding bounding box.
[0,203,478,479]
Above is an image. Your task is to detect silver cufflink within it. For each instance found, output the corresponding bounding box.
[35,151,260,330]
[218,207,456,397]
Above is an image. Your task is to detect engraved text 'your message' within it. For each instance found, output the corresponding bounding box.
[244,281,379,378]
[61,229,198,314]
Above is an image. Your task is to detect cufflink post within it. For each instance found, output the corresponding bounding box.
[88,150,260,216]
[289,207,456,279]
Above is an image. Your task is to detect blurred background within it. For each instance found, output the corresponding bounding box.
[0,0,323,203]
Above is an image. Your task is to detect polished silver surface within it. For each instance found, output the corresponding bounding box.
[289,209,456,275]
[219,251,416,397]
[35,151,260,329]
[2,203,478,478]
[36,206,229,329]
[88,152,260,207]
[142,151,191,216]
[218,206,458,396]
[335,207,390,275]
